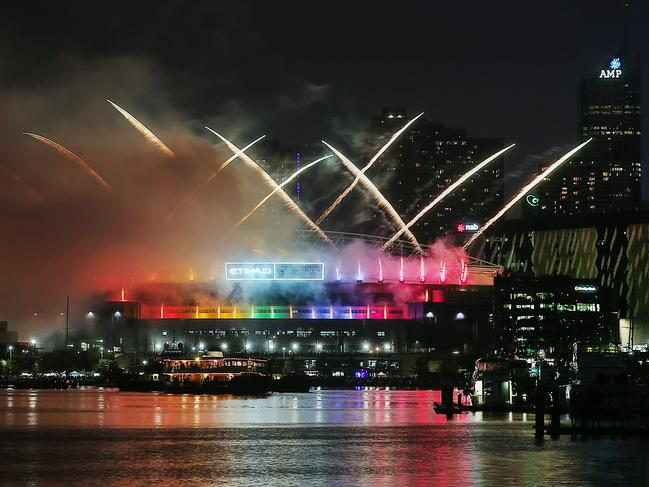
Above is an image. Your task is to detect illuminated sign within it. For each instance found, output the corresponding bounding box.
[526,194,540,207]
[599,58,622,79]
[574,284,598,293]
[456,222,480,233]
[225,262,324,281]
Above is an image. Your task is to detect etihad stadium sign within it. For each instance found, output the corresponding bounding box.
[599,58,622,79]
[225,262,325,281]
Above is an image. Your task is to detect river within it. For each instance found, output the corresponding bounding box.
[0,388,647,486]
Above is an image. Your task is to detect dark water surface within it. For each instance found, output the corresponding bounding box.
[0,388,648,486]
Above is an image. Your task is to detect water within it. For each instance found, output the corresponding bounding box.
[0,388,648,486]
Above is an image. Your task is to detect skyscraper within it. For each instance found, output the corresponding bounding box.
[367,108,505,242]
[537,43,641,215]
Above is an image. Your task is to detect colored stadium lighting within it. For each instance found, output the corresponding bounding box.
[460,261,468,284]
[419,256,425,283]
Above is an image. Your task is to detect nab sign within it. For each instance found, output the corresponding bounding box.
[225,262,324,281]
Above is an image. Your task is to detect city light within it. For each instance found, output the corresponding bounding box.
[362,342,370,351]
[220,342,228,351]
[291,342,299,352]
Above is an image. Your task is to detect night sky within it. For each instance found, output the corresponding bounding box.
[1,1,647,187]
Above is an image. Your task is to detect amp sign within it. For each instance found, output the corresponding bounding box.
[599,58,622,79]
[225,262,324,281]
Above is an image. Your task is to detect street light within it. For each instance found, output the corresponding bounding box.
[282,347,286,358]
[8,345,13,361]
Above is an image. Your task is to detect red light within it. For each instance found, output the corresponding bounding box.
[456,223,466,233]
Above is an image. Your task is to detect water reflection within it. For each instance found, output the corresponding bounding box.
[0,389,647,486]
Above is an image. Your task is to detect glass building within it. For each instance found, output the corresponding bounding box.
[493,275,618,359]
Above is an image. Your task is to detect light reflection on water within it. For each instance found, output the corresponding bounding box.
[0,388,647,486]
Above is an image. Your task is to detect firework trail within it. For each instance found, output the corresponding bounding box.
[233,154,332,230]
[107,99,175,157]
[0,165,44,202]
[316,112,424,224]
[322,141,421,252]
[22,133,111,190]
[463,139,592,250]
[382,143,516,249]
[165,134,266,222]
[378,256,383,283]
[207,128,332,244]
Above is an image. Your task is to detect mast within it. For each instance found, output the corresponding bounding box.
[65,295,70,348]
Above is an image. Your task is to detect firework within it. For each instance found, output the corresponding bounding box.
[233,154,332,230]
[0,165,44,202]
[107,100,174,157]
[22,133,111,190]
[378,257,384,283]
[165,134,266,222]
[316,112,424,224]
[382,143,516,249]
[207,129,332,244]
[322,141,421,252]
[463,139,593,249]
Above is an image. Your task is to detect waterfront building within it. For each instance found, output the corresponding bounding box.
[493,275,618,359]
[472,211,649,347]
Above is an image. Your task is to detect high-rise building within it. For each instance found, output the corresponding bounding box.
[367,108,505,242]
[537,43,641,215]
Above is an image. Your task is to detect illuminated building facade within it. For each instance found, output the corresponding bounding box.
[536,45,642,215]
[473,212,649,346]
[493,275,618,358]
[367,108,505,241]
